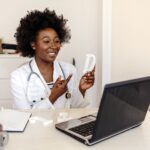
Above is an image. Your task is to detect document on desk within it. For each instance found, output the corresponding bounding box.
[0,109,31,132]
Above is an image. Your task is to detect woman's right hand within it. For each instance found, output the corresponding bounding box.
[49,74,72,104]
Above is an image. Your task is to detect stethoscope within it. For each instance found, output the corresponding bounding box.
[26,60,71,105]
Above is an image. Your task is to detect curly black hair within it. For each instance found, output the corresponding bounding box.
[15,8,71,57]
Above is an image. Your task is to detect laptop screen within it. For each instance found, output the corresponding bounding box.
[92,77,150,141]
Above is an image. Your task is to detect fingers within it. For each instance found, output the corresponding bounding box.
[65,74,72,84]
[55,76,61,83]
[83,66,95,77]
[83,71,95,79]
[54,76,63,88]
[92,65,96,73]
[82,70,95,84]
[83,77,95,84]
[54,74,72,88]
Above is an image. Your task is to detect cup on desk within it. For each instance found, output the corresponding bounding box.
[0,124,9,149]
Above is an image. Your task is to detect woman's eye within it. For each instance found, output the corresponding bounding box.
[55,40,60,43]
[43,40,49,43]
[55,39,61,44]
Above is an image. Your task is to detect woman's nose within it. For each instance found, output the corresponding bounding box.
[49,41,60,48]
[49,41,56,48]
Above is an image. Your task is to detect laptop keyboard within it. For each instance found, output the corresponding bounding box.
[69,121,95,137]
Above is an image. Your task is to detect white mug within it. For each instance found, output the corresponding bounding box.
[83,54,96,74]
[0,131,9,149]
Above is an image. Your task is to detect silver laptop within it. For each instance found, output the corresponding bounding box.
[55,76,150,146]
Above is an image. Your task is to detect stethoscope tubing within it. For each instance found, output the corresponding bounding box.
[26,60,71,108]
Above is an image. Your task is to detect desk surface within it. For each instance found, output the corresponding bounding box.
[4,108,150,150]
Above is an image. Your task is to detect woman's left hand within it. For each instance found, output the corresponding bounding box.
[79,67,95,97]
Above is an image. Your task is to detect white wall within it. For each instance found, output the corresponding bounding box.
[112,0,150,82]
[101,0,112,87]
[0,0,99,65]
[0,0,102,107]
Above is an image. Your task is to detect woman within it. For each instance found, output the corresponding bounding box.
[10,8,95,109]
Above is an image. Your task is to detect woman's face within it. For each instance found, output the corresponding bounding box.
[31,28,61,63]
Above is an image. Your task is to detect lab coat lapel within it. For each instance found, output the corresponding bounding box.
[53,60,71,108]
[31,58,50,96]
[53,61,65,82]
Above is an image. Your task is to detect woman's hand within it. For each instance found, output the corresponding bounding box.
[49,74,72,104]
[79,67,95,97]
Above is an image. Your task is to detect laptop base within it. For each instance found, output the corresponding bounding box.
[56,122,142,146]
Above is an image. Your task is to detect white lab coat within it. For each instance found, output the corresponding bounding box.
[10,58,90,109]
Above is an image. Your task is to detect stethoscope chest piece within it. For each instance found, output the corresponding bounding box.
[65,92,71,99]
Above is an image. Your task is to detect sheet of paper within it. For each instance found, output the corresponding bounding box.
[0,109,31,132]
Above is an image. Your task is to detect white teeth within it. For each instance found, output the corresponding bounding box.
[47,49,56,56]
[48,52,56,56]
[49,52,55,54]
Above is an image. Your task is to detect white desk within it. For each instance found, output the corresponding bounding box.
[4,109,150,150]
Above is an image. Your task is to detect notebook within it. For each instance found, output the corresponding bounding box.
[55,76,150,146]
[0,109,31,132]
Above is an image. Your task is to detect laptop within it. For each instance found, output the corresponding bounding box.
[55,76,150,146]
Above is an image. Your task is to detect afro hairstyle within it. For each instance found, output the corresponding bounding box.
[15,8,71,57]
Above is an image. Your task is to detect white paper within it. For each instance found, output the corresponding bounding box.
[0,109,31,132]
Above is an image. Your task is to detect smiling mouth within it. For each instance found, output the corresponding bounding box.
[48,52,57,57]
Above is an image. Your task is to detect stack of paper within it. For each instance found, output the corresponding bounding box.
[0,109,31,132]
